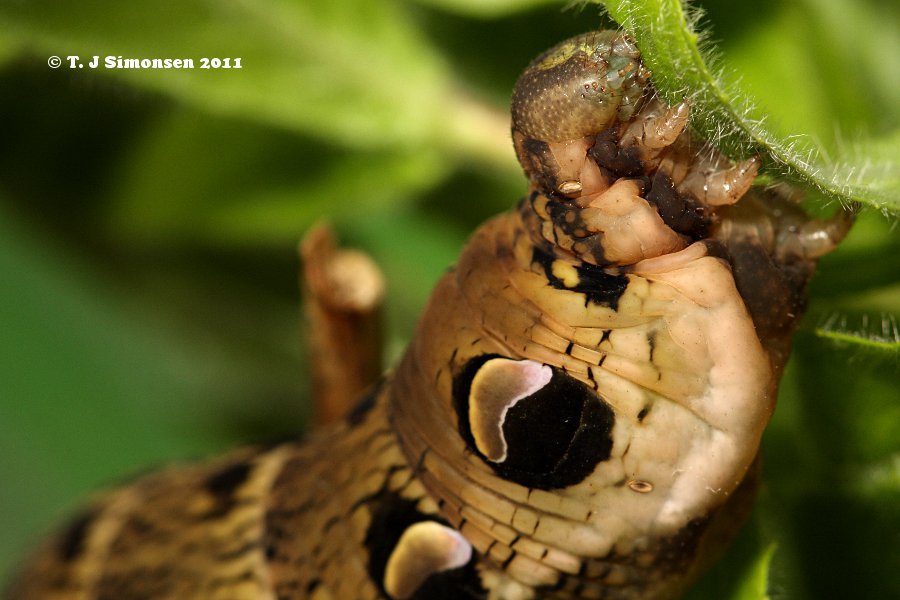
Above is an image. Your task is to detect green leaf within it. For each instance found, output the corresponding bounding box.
[0,201,229,583]
[0,0,518,172]
[0,34,19,66]
[407,0,563,18]
[597,0,900,213]
[203,149,449,244]
[729,543,776,600]
[848,454,900,499]
[815,322,900,363]
[0,0,437,147]
[107,109,450,245]
[762,331,900,598]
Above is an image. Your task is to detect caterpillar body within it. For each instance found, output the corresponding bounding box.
[6,30,851,600]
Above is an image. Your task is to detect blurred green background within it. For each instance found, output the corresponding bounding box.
[0,0,897,598]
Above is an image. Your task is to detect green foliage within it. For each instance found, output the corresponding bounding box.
[817,327,899,365]
[731,544,776,600]
[2,0,449,148]
[0,0,896,596]
[599,0,900,212]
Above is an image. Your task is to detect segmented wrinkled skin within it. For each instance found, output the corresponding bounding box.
[5,30,851,600]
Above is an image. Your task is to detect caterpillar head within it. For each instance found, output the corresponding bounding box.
[512,31,650,143]
[511,31,651,194]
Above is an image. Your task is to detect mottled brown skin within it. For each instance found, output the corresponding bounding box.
[5,30,851,600]
[6,390,431,600]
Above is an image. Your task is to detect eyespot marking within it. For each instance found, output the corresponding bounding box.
[364,491,484,600]
[384,521,473,599]
[364,493,431,595]
[453,356,616,490]
[469,358,553,463]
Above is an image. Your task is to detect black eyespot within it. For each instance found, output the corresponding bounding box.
[363,492,485,600]
[452,356,615,490]
[364,493,431,595]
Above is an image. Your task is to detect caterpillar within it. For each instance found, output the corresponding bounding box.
[5,30,852,600]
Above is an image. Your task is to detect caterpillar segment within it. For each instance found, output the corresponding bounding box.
[6,30,852,600]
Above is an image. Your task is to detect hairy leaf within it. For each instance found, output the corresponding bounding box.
[597,0,899,212]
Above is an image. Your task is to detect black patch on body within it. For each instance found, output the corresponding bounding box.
[453,357,616,490]
[542,200,611,266]
[723,240,810,337]
[589,128,644,176]
[531,245,628,310]
[57,507,97,561]
[346,378,385,426]
[702,239,730,261]
[410,562,486,600]
[521,137,550,160]
[363,492,485,600]
[645,171,708,238]
[652,517,711,575]
[637,406,650,423]
[205,461,251,497]
[203,461,252,517]
[516,135,560,193]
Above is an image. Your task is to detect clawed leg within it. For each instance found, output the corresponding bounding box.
[778,203,857,261]
[588,99,689,181]
[677,156,761,207]
[618,98,690,154]
[614,97,759,208]
[711,185,857,264]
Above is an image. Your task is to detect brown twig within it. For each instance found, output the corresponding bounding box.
[300,223,385,426]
